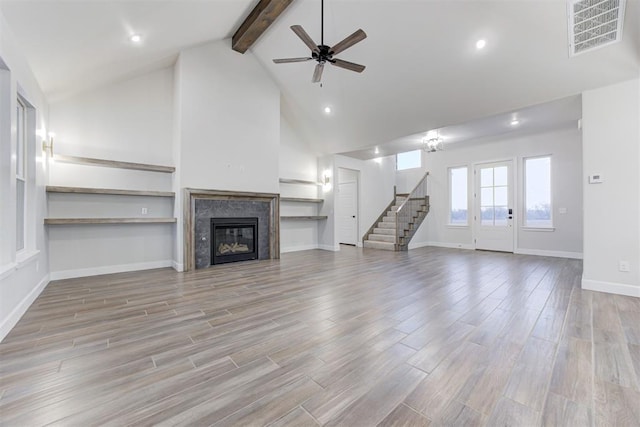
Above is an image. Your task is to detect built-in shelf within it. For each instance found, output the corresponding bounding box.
[53,155,175,173]
[46,186,175,197]
[280,216,328,220]
[280,197,324,203]
[279,178,322,186]
[45,218,177,225]
[279,178,325,221]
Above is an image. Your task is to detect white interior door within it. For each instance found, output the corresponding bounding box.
[474,160,514,252]
[337,181,358,245]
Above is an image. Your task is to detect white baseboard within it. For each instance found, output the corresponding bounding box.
[281,244,319,254]
[172,261,184,272]
[318,244,340,252]
[515,248,583,259]
[582,277,640,297]
[50,260,174,280]
[0,274,49,342]
[411,241,475,250]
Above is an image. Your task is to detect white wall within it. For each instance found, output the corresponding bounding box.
[176,39,280,194]
[404,126,583,257]
[46,67,175,279]
[582,78,640,297]
[0,10,50,341]
[49,67,174,165]
[279,116,320,253]
[318,154,396,250]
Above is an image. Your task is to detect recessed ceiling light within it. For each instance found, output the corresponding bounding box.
[130,34,142,43]
[510,119,520,126]
[476,39,486,50]
[324,106,332,114]
[374,147,379,154]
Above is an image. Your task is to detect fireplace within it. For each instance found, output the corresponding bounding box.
[184,188,279,271]
[210,217,258,265]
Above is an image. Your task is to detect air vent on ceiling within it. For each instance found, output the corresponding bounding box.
[568,0,626,56]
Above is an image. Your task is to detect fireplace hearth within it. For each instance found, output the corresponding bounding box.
[211,217,258,265]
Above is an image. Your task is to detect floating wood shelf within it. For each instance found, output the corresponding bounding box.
[53,155,175,173]
[46,186,175,197]
[279,178,322,186]
[45,218,177,225]
[280,216,328,220]
[280,197,324,203]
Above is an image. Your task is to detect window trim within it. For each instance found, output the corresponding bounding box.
[523,154,553,229]
[16,96,27,252]
[448,165,469,227]
[16,96,27,180]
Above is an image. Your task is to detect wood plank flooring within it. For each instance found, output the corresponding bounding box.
[1,246,639,426]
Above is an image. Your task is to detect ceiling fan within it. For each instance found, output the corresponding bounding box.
[272,0,367,83]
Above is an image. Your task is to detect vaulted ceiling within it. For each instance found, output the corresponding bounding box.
[1,0,638,155]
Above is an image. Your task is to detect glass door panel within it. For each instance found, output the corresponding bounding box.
[475,161,514,252]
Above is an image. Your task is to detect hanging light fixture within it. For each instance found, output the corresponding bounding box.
[422,129,444,152]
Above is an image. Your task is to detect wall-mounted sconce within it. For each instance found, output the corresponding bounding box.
[322,169,332,192]
[42,132,55,156]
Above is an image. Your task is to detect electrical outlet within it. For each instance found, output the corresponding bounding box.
[141,207,148,215]
[619,261,630,272]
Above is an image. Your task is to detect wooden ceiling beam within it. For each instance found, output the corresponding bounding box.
[232,0,295,54]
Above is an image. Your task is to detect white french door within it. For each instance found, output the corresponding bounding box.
[474,160,514,252]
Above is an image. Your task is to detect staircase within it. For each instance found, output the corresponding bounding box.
[363,172,430,251]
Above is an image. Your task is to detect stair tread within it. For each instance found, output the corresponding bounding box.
[377,223,395,229]
[373,228,395,235]
[363,240,396,251]
[369,234,395,242]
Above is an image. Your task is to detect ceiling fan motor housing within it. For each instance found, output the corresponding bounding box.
[313,45,333,63]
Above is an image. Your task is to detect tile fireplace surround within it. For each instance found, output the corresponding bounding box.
[183,188,280,271]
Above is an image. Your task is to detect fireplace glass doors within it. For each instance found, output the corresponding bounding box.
[210,218,258,265]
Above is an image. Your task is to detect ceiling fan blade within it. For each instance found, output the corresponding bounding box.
[330,29,367,55]
[273,57,313,64]
[312,63,324,83]
[330,58,366,73]
[291,25,319,53]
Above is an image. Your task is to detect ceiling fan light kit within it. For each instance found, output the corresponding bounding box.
[273,0,367,83]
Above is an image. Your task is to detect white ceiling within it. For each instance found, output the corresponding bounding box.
[342,94,583,160]
[0,0,258,100]
[1,0,638,157]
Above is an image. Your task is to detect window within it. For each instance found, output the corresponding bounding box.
[524,156,552,228]
[480,165,509,226]
[396,150,421,171]
[16,97,26,251]
[449,166,468,225]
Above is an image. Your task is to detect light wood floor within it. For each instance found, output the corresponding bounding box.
[1,247,639,426]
